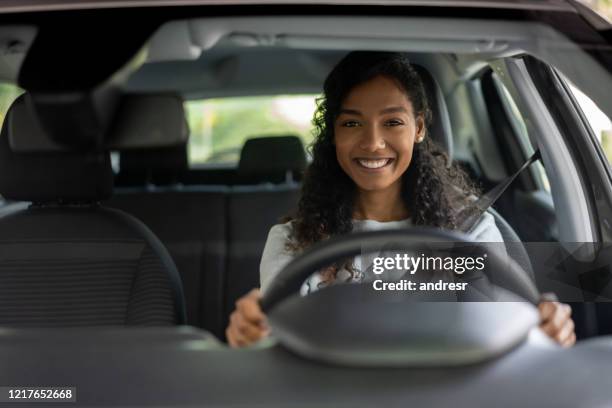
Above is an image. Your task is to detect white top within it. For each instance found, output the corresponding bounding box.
[259,212,505,295]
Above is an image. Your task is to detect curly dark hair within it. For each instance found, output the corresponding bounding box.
[285,51,479,276]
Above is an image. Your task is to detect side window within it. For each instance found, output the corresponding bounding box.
[0,83,23,128]
[565,83,612,163]
[490,73,551,192]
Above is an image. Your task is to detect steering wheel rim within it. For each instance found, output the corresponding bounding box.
[260,227,540,313]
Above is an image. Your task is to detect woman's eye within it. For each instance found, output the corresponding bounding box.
[341,120,360,128]
[384,119,404,127]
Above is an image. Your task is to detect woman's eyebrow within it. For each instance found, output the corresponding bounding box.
[379,106,408,114]
[338,108,362,116]
[338,106,408,116]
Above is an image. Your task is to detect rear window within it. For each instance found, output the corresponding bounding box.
[186,95,318,166]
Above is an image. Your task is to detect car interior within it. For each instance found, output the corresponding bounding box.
[0,14,610,340]
[0,3,611,405]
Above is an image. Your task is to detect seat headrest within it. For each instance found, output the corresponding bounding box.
[237,136,307,184]
[116,144,188,186]
[107,93,189,150]
[0,94,113,202]
[413,65,454,159]
[8,93,188,153]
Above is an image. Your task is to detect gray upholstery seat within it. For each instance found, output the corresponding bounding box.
[413,65,454,155]
[116,144,188,186]
[0,94,186,327]
[110,135,306,338]
[224,136,306,335]
[236,135,307,184]
[415,65,534,277]
[109,146,228,335]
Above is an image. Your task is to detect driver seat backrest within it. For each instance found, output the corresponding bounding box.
[0,94,186,327]
[415,65,534,279]
[487,208,534,280]
[413,65,453,156]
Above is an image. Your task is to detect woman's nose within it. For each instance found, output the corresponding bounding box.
[359,125,386,152]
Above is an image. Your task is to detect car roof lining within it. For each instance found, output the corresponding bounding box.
[0,0,577,15]
[0,25,36,82]
[143,16,533,64]
[124,16,612,120]
[0,15,608,120]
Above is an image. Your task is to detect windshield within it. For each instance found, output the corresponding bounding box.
[1,4,612,405]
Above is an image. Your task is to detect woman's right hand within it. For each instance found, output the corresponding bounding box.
[226,288,270,348]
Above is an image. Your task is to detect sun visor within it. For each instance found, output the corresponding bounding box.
[9,93,188,153]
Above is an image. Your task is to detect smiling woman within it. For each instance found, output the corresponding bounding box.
[225,51,576,348]
[334,75,425,194]
[288,52,480,250]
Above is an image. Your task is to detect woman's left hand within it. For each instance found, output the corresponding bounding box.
[538,301,576,347]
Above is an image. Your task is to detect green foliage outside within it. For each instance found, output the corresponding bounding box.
[0,83,22,128]
[186,95,318,165]
[581,0,612,18]
[602,131,612,162]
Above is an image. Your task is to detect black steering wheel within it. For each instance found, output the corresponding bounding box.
[260,227,540,313]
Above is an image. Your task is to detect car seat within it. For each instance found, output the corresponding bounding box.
[0,94,187,326]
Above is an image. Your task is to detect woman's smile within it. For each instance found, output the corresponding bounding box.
[354,157,395,171]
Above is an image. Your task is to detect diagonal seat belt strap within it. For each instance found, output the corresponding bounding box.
[459,149,541,234]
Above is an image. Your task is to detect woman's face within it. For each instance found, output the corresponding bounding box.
[334,75,425,192]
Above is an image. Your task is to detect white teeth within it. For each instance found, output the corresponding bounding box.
[357,159,390,169]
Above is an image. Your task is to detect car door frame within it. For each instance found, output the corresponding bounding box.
[523,56,612,244]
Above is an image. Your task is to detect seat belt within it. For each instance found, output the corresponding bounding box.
[459,149,541,234]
